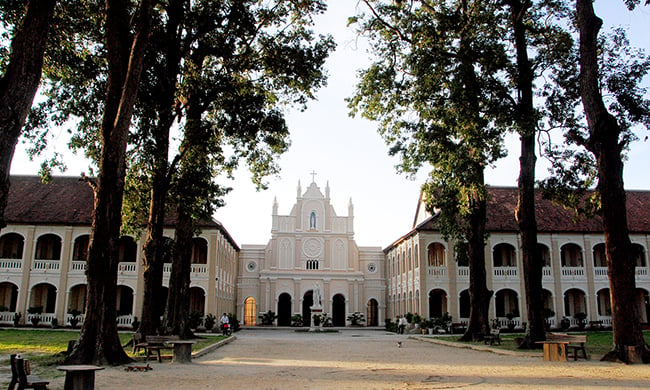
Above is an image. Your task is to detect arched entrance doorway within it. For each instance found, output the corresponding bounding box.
[277,293,292,326]
[332,294,346,327]
[244,297,257,325]
[244,297,257,326]
[302,290,313,327]
[366,299,378,326]
[428,289,447,318]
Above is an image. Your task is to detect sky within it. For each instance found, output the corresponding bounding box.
[9,1,650,249]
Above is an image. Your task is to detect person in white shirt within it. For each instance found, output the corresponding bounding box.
[220,313,230,335]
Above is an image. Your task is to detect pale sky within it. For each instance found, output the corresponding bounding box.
[9,1,650,249]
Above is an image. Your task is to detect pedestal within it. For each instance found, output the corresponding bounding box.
[309,307,322,332]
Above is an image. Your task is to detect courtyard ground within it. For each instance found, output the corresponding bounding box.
[37,328,650,389]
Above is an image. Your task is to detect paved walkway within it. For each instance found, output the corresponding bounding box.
[61,329,650,389]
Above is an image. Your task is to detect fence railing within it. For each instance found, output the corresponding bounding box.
[32,260,60,271]
[0,259,22,271]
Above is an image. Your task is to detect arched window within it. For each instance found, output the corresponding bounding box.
[72,235,90,261]
[191,237,208,264]
[561,243,583,267]
[493,243,516,267]
[35,234,61,260]
[118,236,137,263]
[0,233,24,259]
[593,243,607,267]
[633,244,647,267]
[427,243,445,267]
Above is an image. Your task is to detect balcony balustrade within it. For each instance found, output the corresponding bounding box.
[0,258,22,271]
[427,266,447,278]
[561,266,585,278]
[493,266,518,278]
[118,262,137,274]
[32,260,60,271]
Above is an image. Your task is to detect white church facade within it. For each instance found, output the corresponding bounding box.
[236,179,385,327]
[1,175,650,330]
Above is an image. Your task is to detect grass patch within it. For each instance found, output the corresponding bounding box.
[425,331,650,359]
[0,328,226,364]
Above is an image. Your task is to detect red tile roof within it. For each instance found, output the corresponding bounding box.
[386,186,650,251]
[6,175,94,225]
[4,175,239,249]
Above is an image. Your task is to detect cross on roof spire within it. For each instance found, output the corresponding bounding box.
[310,170,317,183]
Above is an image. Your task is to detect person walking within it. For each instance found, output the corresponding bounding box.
[398,315,407,334]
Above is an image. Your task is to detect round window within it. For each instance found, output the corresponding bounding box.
[367,263,377,273]
[246,261,257,272]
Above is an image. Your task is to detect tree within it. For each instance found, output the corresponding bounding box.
[350,0,509,341]
[0,0,56,228]
[501,0,572,349]
[140,0,334,337]
[574,0,650,363]
[66,0,153,365]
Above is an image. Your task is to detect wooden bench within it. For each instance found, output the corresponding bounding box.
[8,354,49,390]
[588,320,603,331]
[450,323,466,334]
[538,333,589,361]
[483,328,501,346]
[142,335,180,362]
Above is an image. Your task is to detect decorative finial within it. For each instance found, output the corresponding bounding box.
[310,170,317,183]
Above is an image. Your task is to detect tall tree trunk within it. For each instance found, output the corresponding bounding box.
[0,0,56,229]
[67,0,152,365]
[138,0,186,338]
[507,0,545,349]
[162,205,194,338]
[460,169,492,342]
[576,0,649,364]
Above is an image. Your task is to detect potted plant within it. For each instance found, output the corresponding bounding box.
[574,312,587,330]
[204,313,216,332]
[131,316,140,331]
[68,309,82,328]
[13,312,21,327]
[27,306,42,327]
[347,312,365,326]
[426,319,435,334]
[543,308,555,331]
[51,317,59,329]
[560,316,571,331]
[291,314,303,327]
[260,310,277,325]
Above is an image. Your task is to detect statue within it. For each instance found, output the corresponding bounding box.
[312,283,322,308]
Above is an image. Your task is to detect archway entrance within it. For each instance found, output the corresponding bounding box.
[302,290,313,327]
[332,294,346,327]
[428,289,447,318]
[366,299,378,326]
[277,293,292,326]
[244,297,257,325]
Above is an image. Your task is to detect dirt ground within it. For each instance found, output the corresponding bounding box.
[44,328,650,389]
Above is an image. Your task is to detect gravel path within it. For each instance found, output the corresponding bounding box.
[47,329,650,389]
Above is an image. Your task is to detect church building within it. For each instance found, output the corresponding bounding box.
[237,179,385,327]
[1,174,650,331]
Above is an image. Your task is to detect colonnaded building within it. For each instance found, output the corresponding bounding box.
[1,175,649,330]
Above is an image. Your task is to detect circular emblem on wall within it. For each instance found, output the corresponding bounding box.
[246,261,257,272]
[303,238,322,257]
[367,263,377,273]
